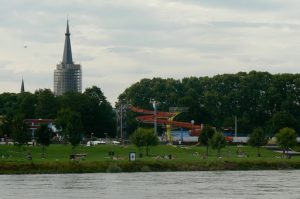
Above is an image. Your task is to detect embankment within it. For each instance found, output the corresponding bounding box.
[1,159,300,174]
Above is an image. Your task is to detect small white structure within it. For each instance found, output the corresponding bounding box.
[86,140,106,146]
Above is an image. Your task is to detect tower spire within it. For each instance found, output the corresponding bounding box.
[62,19,73,64]
[21,78,25,93]
[54,20,82,96]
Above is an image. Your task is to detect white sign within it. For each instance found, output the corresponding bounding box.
[129,152,136,161]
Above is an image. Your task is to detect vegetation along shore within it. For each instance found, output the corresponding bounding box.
[1,144,300,174]
[2,71,300,174]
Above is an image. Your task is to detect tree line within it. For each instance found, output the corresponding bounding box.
[199,125,297,158]
[118,71,300,136]
[0,86,116,140]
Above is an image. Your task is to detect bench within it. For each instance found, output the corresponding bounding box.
[70,153,87,160]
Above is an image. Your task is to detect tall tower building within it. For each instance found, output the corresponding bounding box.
[54,20,82,96]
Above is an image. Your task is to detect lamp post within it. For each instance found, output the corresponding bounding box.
[120,104,123,141]
[91,133,94,139]
[119,100,127,143]
[115,108,119,139]
[235,115,237,137]
[150,99,158,135]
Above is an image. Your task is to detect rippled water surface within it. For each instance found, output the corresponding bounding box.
[1,170,300,199]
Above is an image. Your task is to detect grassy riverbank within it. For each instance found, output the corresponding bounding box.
[0,144,299,174]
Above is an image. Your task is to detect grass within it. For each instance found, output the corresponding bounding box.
[0,144,298,174]
[0,144,285,162]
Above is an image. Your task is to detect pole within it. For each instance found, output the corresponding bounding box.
[116,109,119,139]
[154,106,157,135]
[152,100,157,135]
[120,105,123,141]
[235,115,237,137]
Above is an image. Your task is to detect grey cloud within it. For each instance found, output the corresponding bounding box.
[0,65,18,81]
[84,65,152,78]
[0,63,52,92]
[0,60,12,68]
[170,0,287,11]
[2,0,300,103]
[75,54,96,62]
[211,21,300,29]
[105,47,144,54]
[21,71,52,92]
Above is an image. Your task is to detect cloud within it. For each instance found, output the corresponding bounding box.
[1,0,300,103]
[169,0,291,11]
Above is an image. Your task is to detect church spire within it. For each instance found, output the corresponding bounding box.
[62,19,73,64]
[21,78,25,93]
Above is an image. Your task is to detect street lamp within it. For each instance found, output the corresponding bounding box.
[150,99,158,135]
[115,108,119,139]
[235,115,238,137]
[91,133,94,139]
[119,100,127,143]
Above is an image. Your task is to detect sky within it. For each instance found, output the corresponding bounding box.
[1,0,300,105]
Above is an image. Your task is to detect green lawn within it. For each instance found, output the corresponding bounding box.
[0,144,299,174]
[0,143,290,163]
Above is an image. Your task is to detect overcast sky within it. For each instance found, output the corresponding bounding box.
[1,0,300,104]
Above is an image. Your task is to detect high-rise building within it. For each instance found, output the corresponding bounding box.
[54,20,82,96]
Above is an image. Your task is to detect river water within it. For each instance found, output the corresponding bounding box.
[1,170,299,199]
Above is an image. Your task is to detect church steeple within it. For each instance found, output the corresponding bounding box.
[62,20,73,64]
[54,20,82,96]
[21,78,25,93]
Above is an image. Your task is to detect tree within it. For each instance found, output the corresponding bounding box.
[0,116,13,138]
[36,123,53,158]
[198,126,215,157]
[248,127,267,157]
[144,129,159,156]
[57,87,116,139]
[57,109,83,152]
[268,111,297,136]
[209,132,227,157]
[17,92,37,119]
[118,72,300,137]
[130,128,145,154]
[12,117,31,146]
[83,86,116,138]
[131,128,159,156]
[35,89,58,119]
[276,127,297,157]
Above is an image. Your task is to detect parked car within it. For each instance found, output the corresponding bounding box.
[97,140,106,144]
[86,140,106,146]
[112,140,120,145]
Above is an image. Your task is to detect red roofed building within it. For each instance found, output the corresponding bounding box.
[23,119,56,139]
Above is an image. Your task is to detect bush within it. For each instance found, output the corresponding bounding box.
[276,127,297,156]
[106,163,122,173]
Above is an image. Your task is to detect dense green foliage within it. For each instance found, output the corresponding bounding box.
[36,124,53,147]
[248,127,267,157]
[0,86,116,139]
[276,127,297,155]
[118,71,300,136]
[12,117,31,145]
[130,128,159,156]
[198,126,216,156]
[57,109,83,149]
[36,123,53,157]
[209,132,227,157]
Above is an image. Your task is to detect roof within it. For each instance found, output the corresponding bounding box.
[62,20,73,64]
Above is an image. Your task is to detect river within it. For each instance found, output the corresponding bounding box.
[1,170,299,199]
